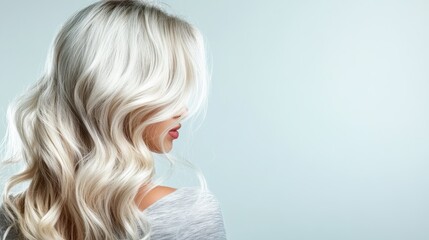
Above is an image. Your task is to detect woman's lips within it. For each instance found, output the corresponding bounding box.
[169,124,181,139]
[168,130,179,139]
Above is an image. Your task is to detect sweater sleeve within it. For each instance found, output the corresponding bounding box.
[0,206,20,240]
[138,186,228,239]
[176,189,228,240]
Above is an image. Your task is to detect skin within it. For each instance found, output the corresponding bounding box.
[142,106,188,153]
[136,107,188,211]
[135,185,177,211]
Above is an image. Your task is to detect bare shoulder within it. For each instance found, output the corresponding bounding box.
[135,185,177,211]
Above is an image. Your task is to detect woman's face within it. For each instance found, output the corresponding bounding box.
[143,107,188,153]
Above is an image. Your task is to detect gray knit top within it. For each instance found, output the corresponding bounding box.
[0,186,228,239]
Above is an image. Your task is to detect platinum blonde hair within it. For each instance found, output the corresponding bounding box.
[0,0,210,239]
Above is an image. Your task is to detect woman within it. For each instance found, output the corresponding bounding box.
[0,0,227,239]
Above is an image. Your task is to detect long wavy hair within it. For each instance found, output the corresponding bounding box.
[0,0,210,239]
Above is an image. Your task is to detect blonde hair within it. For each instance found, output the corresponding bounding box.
[0,0,210,239]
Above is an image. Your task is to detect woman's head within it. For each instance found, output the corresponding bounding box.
[1,0,209,239]
[51,0,208,154]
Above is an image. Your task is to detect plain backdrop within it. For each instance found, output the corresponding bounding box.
[1,0,429,239]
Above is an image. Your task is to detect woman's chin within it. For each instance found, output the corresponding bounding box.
[151,144,173,153]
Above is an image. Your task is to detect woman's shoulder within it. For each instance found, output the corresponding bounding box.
[136,185,178,212]
[138,186,227,239]
[139,185,222,214]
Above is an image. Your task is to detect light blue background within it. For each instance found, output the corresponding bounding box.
[1,1,429,239]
